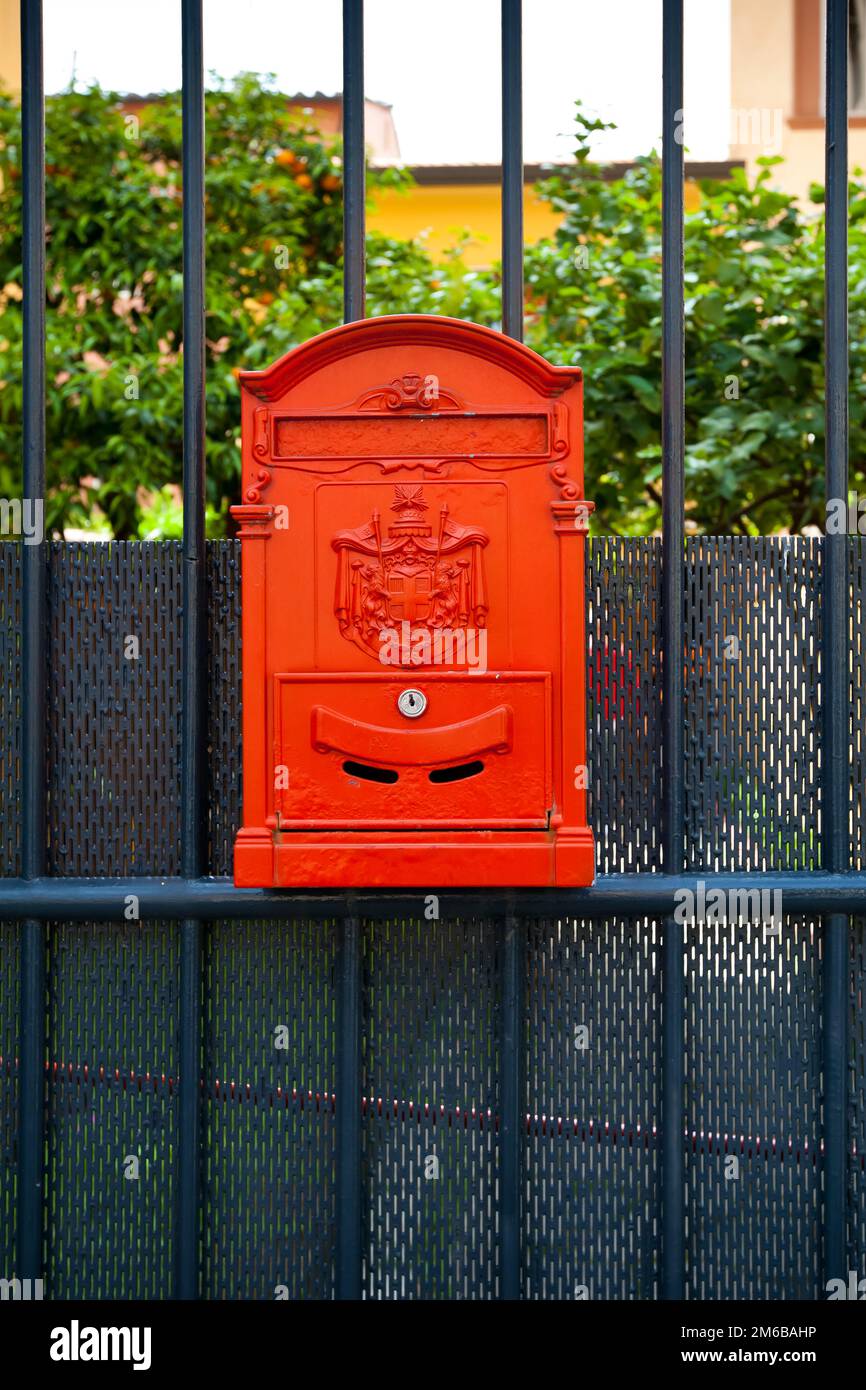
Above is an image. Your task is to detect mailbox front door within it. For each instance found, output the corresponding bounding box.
[232,315,594,888]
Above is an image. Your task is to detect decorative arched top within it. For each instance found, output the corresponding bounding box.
[239,314,582,403]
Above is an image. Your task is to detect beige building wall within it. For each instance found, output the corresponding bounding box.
[286,95,401,164]
[731,0,866,201]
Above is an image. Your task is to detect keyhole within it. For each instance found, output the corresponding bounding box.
[397,688,427,719]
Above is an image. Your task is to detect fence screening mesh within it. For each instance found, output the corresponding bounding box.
[0,537,863,1297]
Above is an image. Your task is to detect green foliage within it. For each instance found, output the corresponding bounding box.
[525,105,863,534]
[0,84,861,536]
[0,75,496,536]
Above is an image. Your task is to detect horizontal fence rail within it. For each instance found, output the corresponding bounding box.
[0,0,860,1301]
[3,874,866,921]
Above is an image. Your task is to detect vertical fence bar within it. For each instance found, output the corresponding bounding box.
[661,0,685,1301]
[342,0,365,323]
[500,3,524,1299]
[823,0,849,1290]
[17,0,46,1288]
[336,0,365,1301]
[176,0,206,1301]
[501,0,523,342]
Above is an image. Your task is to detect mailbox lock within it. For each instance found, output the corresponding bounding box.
[397,688,427,719]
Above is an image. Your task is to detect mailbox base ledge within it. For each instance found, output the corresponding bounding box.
[555,829,598,887]
[234,827,276,887]
[234,828,595,888]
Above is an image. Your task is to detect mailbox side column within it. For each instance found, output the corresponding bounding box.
[551,496,594,886]
[231,503,275,886]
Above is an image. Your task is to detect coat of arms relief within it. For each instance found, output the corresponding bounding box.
[332,484,489,661]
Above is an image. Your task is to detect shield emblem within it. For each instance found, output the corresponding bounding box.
[386,566,433,622]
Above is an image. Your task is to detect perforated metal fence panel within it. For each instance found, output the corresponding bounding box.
[203,918,338,1302]
[46,921,179,1300]
[0,916,16,1284]
[851,918,866,1277]
[363,915,500,1299]
[0,546,20,1281]
[524,915,661,1300]
[0,537,864,1298]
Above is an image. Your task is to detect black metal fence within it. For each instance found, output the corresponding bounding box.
[0,0,863,1300]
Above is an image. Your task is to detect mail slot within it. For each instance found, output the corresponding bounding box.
[231,314,594,888]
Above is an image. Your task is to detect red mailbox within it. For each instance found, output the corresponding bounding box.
[231,314,594,888]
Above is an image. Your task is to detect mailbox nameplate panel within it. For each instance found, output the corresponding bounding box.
[273,412,549,458]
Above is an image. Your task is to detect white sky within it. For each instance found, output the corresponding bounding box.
[43,0,732,165]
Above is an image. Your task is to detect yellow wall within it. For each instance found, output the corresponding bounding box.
[369,177,703,266]
[0,0,20,94]
[367,182,563,267]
